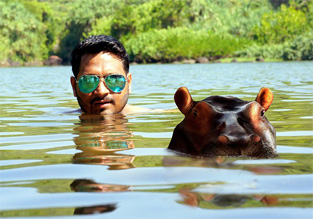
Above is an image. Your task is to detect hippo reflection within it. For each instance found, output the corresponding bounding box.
[178,188,279,208]
[168,87,277,158]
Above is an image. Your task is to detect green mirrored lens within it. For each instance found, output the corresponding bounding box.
[78,75,99,93]
[105,75,126,92]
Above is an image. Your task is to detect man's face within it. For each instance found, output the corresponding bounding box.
[71,52,132,115]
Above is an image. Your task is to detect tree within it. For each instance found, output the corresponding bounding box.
[0,1,48,63]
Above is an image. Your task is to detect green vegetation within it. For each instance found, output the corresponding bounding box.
[125,28,252,62]
[0,0,312,65]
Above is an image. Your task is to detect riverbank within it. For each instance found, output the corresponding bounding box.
[0,56,298,68]
[0,57,284,68]
[1,1,312,68]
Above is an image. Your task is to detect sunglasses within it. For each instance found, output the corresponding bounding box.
[77,74,126,93]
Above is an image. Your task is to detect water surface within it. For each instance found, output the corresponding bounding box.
[0,62,312,218]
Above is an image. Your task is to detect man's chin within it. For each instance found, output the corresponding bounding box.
[77,96,116,115]
[87,107,114,115]
[79,106,114,115]
[89,103,116,115]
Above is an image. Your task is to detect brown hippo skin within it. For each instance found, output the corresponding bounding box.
[168,87,277,158]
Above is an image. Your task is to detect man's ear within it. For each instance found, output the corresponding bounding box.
[70,76,77,97]
[127,73,132,94]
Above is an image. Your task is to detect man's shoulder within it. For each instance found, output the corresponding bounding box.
[63,105,154,115]
[122,105,151,114]
[63,108,82,114]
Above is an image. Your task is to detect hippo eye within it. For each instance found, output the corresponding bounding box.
[193,110,198,117]
[261,110,265,117]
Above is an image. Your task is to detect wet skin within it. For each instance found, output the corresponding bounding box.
[168,87,277,158]
[71,52,132,115]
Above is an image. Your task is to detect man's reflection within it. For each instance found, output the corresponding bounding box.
[71,114,134,215]
[72,114,135,169]
[71,179,132,193]
[73,204,117,215]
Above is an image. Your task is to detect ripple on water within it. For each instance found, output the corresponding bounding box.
[0,160,42,167]
[276,130,313,137]
[0,132,24,136]
[232,159,296,165]
[0,141,74,150]
[134,132,173,138]
[1,188,311,218]
[277,145,313,154]
[0,133,77,144]
[0,164,312,194]
[7,122,73,127]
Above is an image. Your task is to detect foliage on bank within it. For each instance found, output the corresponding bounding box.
[0,0,312,66]
[124,28,252,63]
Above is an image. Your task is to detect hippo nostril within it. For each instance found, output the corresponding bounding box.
[217,135,229,144]
[250,134,261,143]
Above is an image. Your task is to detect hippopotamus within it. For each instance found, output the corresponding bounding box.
[168,87,277,158]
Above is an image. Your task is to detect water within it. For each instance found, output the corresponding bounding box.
[0,62,312,218]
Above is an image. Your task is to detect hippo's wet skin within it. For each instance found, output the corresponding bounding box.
[168,87,277,158]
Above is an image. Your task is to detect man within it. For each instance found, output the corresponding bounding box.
[70,35,141,115]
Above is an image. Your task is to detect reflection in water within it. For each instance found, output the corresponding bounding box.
[163,156,282,209]
[71,179,131,193]
[163,153,285,174]
[73,204,117,215]
[178,187,279,208]
[162,155,232,168]
[71,114,134,215]
[72,114,135,169]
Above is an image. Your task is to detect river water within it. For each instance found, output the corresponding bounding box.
[0,62,312,218]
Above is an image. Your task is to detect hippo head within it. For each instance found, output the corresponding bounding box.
[168,87,277,158]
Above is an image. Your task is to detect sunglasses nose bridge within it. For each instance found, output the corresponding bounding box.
[99,77,105,84]
[95,77,110,94]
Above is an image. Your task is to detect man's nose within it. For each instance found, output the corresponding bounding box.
[94,79,109,96]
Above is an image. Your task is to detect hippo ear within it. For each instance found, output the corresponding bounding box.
[255,87,274,111]
[174,87,194,115]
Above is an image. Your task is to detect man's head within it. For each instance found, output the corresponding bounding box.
[71,35,132,115]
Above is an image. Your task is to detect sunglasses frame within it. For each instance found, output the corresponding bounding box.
[76,74,126,93]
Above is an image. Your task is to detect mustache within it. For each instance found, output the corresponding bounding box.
[91,96,115,104]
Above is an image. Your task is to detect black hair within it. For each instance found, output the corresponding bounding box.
[71,35,129,78]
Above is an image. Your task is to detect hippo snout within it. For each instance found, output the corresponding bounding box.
[216,134,261,146]
[214,133,267,157]
[215,115,255,146]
